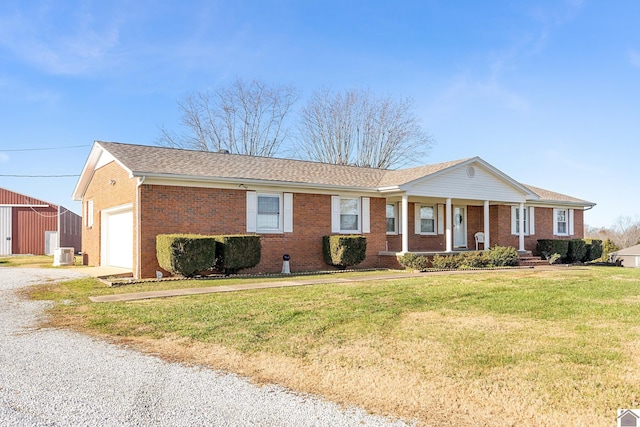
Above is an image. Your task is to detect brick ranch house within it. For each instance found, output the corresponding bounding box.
[72,141,595,279]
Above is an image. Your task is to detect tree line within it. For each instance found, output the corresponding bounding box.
[585,215,640,251]
[157,77,433,169]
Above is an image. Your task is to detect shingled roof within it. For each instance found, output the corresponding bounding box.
[76,141,593,207]
[522,184,594,206]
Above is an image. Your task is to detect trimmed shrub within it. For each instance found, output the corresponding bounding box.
[583,238,603,262]
[431,254,461,269]
[488,245,519,266]
[459,251,492,268]
[213,235,261,275]
[537,239,569,261]
[322,235,367,269]
[156,234,218,277]
[567,239,587,263]
[397,253,430,270]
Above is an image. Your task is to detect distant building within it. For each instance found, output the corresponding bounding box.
[610,244,640,268]
[0,187,81,256]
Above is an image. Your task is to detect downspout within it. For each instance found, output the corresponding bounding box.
[136,176,146,279]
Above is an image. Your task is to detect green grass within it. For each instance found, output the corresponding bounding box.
[26,267,640,425]
[0,254,83,268]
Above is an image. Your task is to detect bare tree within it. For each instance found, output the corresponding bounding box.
[297,88,433,168]
[158,78,300,156]
[585,215,640,249]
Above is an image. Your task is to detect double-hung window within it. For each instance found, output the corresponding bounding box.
[386,203,397,234]
[340,198,360,232]
[511,206,535,235]
[331,196,370,234]
[247,192,292,233]
[420,205,435,234]
[554,208,572,236]
[257,194,281,232]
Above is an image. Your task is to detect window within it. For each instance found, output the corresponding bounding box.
[511,206,536,235]
[513,207,527,235]
[257,194,281,231]
[555,209,568,235]
[420,206,435,234]
[86,200,94,228]
[247,192,292,233]
[340,198,359,232]
[386,204,397,233]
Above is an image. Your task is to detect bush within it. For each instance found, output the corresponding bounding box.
[397,253,430,270]
[488,245,519,266]
[431,254,461,269]
[323,235,367,269]
[537,239,569,261]
[458,251,492,268]
[567,239,587,263]
[213,235,261,275]
[548,253,562,264]
[156,234,218,277]
[583,239,603,261]
[601,238,620,262]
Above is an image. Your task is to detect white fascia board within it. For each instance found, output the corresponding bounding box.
[138,173,381,196]
[72,141,135,201]
[528,200,596,209]
[398,157,539,199]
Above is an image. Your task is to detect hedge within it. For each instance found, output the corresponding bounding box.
[536,239,569,261]
[567,239,587,263]
[583,239,603,261]
[213,235,261,275]
[156,234,218,277]
[323,235,367,269]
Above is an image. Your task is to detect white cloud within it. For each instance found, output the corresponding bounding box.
[0,152,9,163]
[0,3,124,76]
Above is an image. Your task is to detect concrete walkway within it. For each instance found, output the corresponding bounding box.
[87,266,567,303]
[89,273,416,302]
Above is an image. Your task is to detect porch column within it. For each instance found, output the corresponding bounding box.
[483,200,490,250]
[401,194,409,253]
[445,198,453,252]
[518,202,525,252]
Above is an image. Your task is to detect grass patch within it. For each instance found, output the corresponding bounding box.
[27,267,640,426]
[0,254,84,268]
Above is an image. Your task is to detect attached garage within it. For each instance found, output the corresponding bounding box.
[100,205,133,269]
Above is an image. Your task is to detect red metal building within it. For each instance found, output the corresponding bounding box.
[0,187,81,256]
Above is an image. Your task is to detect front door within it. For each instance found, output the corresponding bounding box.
[453,206,467,248]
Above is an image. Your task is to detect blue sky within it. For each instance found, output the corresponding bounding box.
[0,0,638,228]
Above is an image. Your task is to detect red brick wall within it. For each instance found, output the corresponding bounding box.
[138,186,388,278]
[81,162,137,267]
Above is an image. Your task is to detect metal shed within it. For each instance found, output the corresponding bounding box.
[0,187,81,256]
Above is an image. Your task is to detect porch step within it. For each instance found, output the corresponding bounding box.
[517,255,549,267]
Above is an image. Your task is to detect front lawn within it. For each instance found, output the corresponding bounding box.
[28,267,640,426]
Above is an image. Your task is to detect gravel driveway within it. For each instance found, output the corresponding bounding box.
[0,267,411,427]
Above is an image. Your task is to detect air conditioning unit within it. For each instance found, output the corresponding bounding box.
[53,247,74,266]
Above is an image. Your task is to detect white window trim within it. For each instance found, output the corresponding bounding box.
[553,208,573,236]
[415,204,437,236]
[331,196,369,234]
[246,191,293,234]
[86,200,94,228]
[386,203,398,235]
[511,205,530,236]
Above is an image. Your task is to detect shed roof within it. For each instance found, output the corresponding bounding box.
[611,244,640,256]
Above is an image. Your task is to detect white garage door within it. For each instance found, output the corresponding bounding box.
[103,207,133,269]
